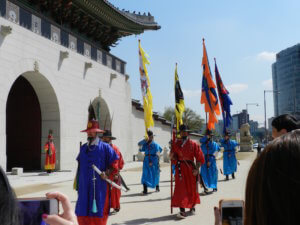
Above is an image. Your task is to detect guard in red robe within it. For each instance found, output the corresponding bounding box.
[102,130,125,214]
[44,131,56,173]
[170,124,205,219]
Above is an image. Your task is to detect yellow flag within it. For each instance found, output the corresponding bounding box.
[138,40,154,136]
[174,63,185,132]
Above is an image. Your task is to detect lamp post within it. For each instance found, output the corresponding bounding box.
[246,103,259,123]
[264,90,280,143]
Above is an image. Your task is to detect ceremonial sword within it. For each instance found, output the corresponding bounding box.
[92,164,128,192]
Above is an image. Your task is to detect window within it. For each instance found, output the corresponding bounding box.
[91,47,97,61]
[41,19,51,39]
[0,0,6,17]
[77,39,84,55]
[112,58,116,70]
[20,8,31,30]
[102,52,107,65]
[61,30,69,48]
[121,63,125,74]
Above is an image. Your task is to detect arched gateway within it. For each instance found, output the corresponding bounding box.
[6,72,60,171]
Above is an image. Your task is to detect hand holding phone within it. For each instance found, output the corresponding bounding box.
[43,192,78,225]
[18,197,58,225]
[219,199,244,225]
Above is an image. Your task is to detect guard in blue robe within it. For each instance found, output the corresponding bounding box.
[220,130,238,180]
[140,130,162,194]
[200,130,220,191]
[75,119,118,225]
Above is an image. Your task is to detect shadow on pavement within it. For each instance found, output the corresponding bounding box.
[199,191,214,196]
[217,179,231,182]
[111,214,176,224]
[121,196,171,205]
[126,180,171,187]
[122,192,154,198]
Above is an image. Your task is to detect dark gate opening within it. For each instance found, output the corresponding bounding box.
[6,76,41,171]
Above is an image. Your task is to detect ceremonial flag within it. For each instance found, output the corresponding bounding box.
[201,39,220,130]
[138,40,154,136]
[174,63,185,132]
[214,59,233,134]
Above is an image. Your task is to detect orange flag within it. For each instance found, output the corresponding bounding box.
[200,39,220,130]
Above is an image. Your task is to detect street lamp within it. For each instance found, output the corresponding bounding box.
[246,103,259,123]
[264,90,280,143]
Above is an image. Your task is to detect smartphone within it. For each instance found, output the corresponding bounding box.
[220,199,244,225]
[18,198,59,225]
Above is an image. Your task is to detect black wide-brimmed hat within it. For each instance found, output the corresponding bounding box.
[147,130,154,137]
[205,129,214,136]
[102,130,116,140]
[179,124,192,133]
[224,129,231,136]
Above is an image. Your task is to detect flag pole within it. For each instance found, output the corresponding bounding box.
[170,116,175,214]
[205,112,208,130]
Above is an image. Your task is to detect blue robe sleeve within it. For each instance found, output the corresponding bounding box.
[105,143,119,165]
[200,136,208,144]
[140,142,147,152]
[157,143,162,153]
[232,140,238,148]
[216,143,221,151]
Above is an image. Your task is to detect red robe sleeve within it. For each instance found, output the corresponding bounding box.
[193,141,205,165]
[118,152,124,170]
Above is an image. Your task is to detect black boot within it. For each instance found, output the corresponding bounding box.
[226,175,229,180]
[142,184,148,194]
[156,185,160,192]
[232,173,235,179]
[213,188,218,192]
[177,208,186,219]
[190,207,196,215]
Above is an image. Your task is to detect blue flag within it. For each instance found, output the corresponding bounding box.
[214,59,233,134]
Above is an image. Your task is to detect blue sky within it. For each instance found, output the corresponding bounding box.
[110,0,300,127]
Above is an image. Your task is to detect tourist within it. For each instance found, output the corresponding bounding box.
[0,166,19,225]
[214,129,300,225]
[271,114,299,139]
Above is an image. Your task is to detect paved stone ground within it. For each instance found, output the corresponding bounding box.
[10,152,256,225]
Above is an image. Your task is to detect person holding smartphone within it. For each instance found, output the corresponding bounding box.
[214,129,300,225]
[200,129,220,192]
[220,130,238,180]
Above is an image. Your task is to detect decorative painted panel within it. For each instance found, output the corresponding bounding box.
[84,43,91,58]
[51,25,60,44]
[69,34,77,51]
[32,14,41,34]
[6,1,19,24]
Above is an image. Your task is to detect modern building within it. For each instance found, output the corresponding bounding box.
[230,110,249,132]
[0,0,163,171]
[231,115,239,133]
[249,120,258,134]
[215,119,224,136]
[272,44,300,119]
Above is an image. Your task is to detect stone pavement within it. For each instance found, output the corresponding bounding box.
[9,152,256,225]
